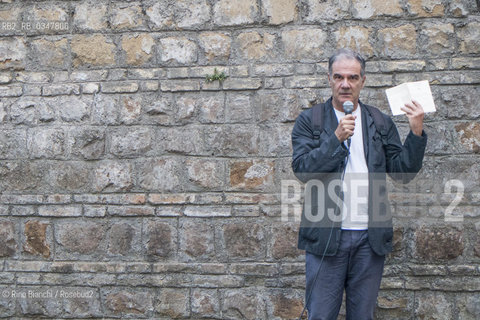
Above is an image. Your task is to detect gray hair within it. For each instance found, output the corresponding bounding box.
[328,49,366,77]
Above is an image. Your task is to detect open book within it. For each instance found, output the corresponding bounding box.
[385,80,436,116]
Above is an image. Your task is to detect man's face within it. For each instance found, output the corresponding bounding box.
[328,57,366,111]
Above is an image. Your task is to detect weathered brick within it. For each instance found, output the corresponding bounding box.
[38,205,81,217]
[101,81,139,93]
[222,78,262,90]
[184,206,231,217]
[213,0,258,26]
[71,35,116,67]
[42,84,80,96]
[352,0,403,18]
[160,79,201,92]
[377,24,417,58]
[0,85,22,97]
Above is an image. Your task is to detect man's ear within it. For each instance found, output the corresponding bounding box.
[361,75,366,88]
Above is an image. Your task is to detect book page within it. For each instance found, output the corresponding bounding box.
[385,80,436,116]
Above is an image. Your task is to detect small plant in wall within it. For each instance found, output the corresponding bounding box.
[205,68,228,83]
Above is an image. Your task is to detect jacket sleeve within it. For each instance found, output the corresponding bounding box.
[291,109,348,182]
[384,116,427,183]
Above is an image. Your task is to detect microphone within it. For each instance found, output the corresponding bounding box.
[343,101,354,147]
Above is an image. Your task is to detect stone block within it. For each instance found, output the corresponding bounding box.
[174,0,210,29]
[73,0,108,31]
[101,81,139,93]
[91,94,118,124]
[186,158,224,189]
[221,223,265,259]
[455,293,480,320]
[222,78,262,90]
[282,29,327,61]
[199,32,232,62]
[0,161,46,192]
[183,206,231,217]
[0,37,26,70]
[454,121,480,154]
[160,79,201,92]
[179,220,215,260]
[121,34,155,66]
[303,0,349,22]
[222,289,266,319]
[0,85,22,97]
[70,127,105,160]
[137,158,183,192]
[406,0,445,17]
[0,129,27,159]
[414,225,464,261]
[8,97,52,124]
[23,220,50,258]
[262,0,296,25]
[335,26,373,57]
[414,292,453,319]
[420,23,455,55]
[458,22,480,54]
[144,220,175,258]
[236,31,275,61]
[225,93,253,123]
[266,289,305,319]
[71,35,116,67]
[109,127,154,158]
[205,124,259,157]
[213,0,258,26]
[93,161,133,192]
[56,221,105,256]
[110,2,145,30]
[119,95,143,124]
[375,290,412,319]
[352,0,403,18]
[28,128,65,159]
[158,126,205,155]
[229,159,275,191]
[377,24,417,59]
[48,161,91,193]
[0,220,16,257]
[38,205,82,217]
[155,288,189,318]
[270,223,302,260]
[159,37,197,65]
[107,222,141,256]
[42,84,80,96]
[104,289,154,317]
[191,289,219,317]
[30,38,68,69]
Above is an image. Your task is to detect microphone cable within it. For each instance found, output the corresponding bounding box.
[297,141,351,320]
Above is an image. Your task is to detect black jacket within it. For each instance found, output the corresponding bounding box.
[292,97,427,256]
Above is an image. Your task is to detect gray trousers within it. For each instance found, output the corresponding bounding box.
[305,230,385,320]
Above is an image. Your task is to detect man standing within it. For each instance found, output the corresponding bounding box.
[291,49,427,319]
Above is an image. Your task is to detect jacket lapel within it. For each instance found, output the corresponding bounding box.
[360,101,376,168]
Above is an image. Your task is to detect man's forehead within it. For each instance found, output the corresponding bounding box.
[331,57,362,74]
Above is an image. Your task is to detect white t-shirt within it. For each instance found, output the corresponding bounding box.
[333,105,369,230]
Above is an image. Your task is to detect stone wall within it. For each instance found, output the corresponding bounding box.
[0,0,479,318]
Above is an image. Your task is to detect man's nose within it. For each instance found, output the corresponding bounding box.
[341,78,350,88]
